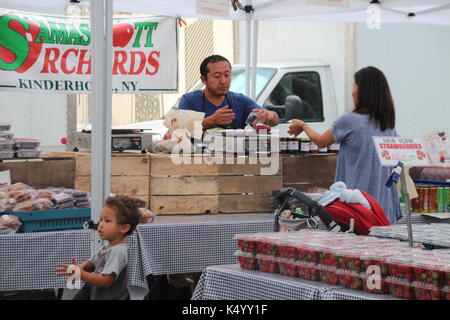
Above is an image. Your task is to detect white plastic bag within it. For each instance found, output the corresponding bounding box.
[163,110,205,140]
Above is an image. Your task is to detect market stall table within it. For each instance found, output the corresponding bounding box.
[127,213,274,300]
[0,229,91,293]
[191,264,397,300]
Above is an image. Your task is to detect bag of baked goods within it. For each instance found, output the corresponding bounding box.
[0,214,21,234]
[138,208,155,224]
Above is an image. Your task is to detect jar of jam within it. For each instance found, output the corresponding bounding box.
[318,146,328,153]
[280,137,289,155]
[329,143,340,154]
[300,138,311,154]
[287,137,299,155]
[310,142,318,154]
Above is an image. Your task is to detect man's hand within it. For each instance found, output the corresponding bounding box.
[251,108,279,127]
[212,105,235,125]
[202,105,235,130]
[288,119,306,137]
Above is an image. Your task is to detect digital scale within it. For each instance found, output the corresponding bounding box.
[69,129,157,153]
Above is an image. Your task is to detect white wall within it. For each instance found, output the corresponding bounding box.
[237,21,356,117]
[356,23,450,137]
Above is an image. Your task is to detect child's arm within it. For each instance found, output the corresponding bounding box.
[79,270,116,288]
[80,260,95,273]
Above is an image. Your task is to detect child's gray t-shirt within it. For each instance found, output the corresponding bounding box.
[89,243,129,300]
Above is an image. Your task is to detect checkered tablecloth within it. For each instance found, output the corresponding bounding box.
[370,223,450,248]
[397,212,450,225]
[0,229,91,292]
[127,213,274,299]
[192,265,399,301]
[192,264,333,300]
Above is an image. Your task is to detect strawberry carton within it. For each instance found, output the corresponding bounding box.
[335,269,363,290]
[412,281,441,300]
[360,251,391,277]
[278,258,299,277]
[316,264,339,285]
[256,240,278,256]
[385,256,415,282]
[256,254,278,273]
[235,235,258,253]
[235,250,258,270]
[441,286,450,300]
[412,260,446,286]
[334,249,362,272]
[441,264,450,287]
[297,261,320,281]
[386,277,414,299]
[361,273,390,294]
[277,241,298,260]
[317,247,339,267]
[297,244,319,263]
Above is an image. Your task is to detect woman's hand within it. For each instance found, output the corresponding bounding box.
[288,119,306,136]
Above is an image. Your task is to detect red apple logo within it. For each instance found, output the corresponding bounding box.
[0,13,43,73]
[113,23,134,47]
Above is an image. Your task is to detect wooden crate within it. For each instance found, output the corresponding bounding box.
[50,152,151,209]
[0,157,75,188]
[282,153,338,192]
[149,154,283,215]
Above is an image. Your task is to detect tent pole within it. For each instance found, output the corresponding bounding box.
[245,9,252,96]
[250,19,258,100]
[90,0,112,253]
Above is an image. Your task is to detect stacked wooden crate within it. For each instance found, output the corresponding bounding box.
[149,154,283,214]
[70,152,151,208]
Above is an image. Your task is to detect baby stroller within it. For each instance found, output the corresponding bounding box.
[273,188,391,235]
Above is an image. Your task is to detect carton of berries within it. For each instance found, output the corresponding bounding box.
[317,247,339,268]
[235,250,258,270]
[256,254,278,273]
[385,255,415,282]
[277,240,298,260]
[297,244,319,263]
[411,259,446,286]
[316,264,339,285]
[412,281,441,300]
[334,249,363,272]
[256,240,278,256]
[277,257,299,277]
[444,265,450,287]
[297,261,320,281]
[360,251,392,277]
[441,286,450,300]
[335,269,364,290]
[386,277,414,299]
[235,234,258,253]
[361,273,390,294]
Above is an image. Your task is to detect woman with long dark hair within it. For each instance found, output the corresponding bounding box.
[288,66,402,223]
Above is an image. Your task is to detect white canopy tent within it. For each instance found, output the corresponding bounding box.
[1,0,450,253]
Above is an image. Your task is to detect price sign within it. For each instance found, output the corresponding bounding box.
[373,136,430,166]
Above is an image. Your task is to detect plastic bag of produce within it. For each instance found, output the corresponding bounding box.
[0,214,21,234]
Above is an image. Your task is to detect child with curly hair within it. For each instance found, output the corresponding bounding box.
[57,195,143,300]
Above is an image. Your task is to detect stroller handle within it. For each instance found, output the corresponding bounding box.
[276,188,338,230]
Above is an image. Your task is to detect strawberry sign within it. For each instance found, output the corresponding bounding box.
[0,8,178,94]
[373,136,430,166]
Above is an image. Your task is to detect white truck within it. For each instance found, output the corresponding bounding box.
[122,61,339,138]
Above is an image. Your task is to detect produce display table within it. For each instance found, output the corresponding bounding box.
[127,213,274,300]
[370,223,450,248]
[191,264,397,300]
[0,229,91,292]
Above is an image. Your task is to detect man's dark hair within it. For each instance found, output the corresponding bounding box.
[353,66,396,131]
[105,195,145,236]
[200,55,231,79]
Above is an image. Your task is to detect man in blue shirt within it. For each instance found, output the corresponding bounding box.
[179,55,279,131]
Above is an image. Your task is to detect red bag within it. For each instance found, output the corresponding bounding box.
[324,191,391,235]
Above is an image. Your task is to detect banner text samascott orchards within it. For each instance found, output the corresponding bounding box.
[0,13,161,76]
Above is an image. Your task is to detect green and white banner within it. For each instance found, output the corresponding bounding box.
[0,9,178,94]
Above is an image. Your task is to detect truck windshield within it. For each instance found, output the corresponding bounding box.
[188,67,277,99]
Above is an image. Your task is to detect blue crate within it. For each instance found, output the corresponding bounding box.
[4,208,91,233]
